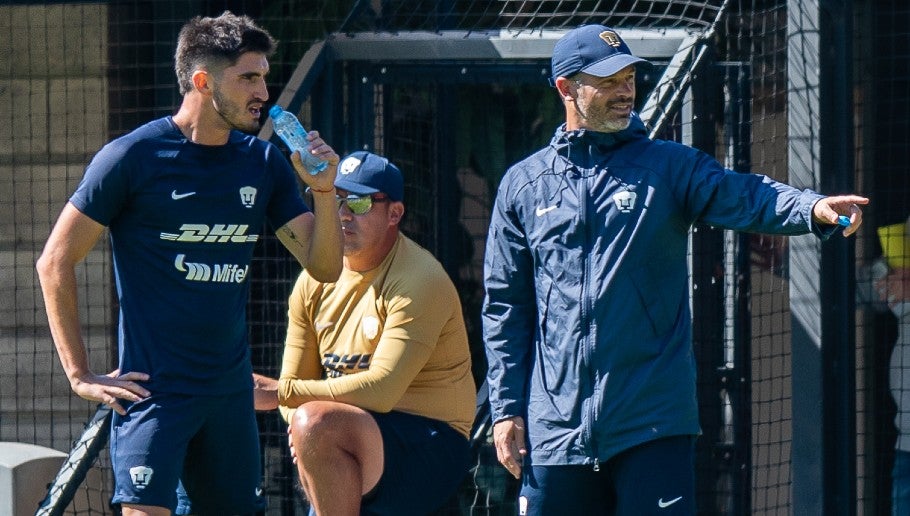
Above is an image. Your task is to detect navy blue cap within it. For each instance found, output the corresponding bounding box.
[334,151,404,201]
[550,25,648,85]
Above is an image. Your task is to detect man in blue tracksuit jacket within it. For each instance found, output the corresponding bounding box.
[481,24,870,515]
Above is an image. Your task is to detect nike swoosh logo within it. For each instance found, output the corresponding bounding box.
[171,190,196,200]
[658,496,683,508]
[315,321,335,331]
[535,205,557,216]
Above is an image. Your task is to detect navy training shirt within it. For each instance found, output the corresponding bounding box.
[70,117,309,395]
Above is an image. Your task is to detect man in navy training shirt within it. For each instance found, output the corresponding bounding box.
[36,11,342,516]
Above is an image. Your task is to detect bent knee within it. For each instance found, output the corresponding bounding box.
[289,401,376,443]
[290,401,341,435]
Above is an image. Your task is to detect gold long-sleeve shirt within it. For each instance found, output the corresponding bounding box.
[278,234,476,438]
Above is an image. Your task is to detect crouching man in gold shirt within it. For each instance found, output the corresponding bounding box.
[278,151,476,516]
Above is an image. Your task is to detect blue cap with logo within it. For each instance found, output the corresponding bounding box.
[550,24,648,85]
[334,151,404,201]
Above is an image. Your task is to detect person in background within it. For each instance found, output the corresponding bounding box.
[482,24,869,515]
[35,11,342,515]
[883,265,910,516]
[873,216,910,516]
[276,151,476,516]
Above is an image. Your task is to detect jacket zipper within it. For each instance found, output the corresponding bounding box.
[581,161,600,471]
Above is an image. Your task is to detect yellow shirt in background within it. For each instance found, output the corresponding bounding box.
[278,234,476,438]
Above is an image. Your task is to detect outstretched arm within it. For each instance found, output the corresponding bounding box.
[36,203,150,415]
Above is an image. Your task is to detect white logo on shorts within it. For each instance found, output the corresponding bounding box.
[129,466,154,490]
[519,496,528,515]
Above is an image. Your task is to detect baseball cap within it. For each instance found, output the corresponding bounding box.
[550,24,649,85]
[334,151,404,201]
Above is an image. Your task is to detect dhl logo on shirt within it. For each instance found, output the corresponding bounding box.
[322,353,372,377]
[160,224,259,243]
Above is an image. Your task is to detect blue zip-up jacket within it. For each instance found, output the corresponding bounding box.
[482,114,830,467]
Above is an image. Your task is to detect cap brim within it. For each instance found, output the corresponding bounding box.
[334,178,380,196]
[581,54,648,78]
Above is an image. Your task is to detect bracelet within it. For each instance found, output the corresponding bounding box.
[308,186,336,194]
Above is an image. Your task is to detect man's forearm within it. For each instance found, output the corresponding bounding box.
[305,188,343,282]
[37,262,92,385]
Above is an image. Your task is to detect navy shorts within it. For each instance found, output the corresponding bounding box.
[519,435,696,516]
[110,390,265,514]
[307,410,470,516]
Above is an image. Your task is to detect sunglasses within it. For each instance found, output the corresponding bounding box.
[335,193,390,215]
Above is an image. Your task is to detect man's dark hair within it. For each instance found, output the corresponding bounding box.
[174,11,277,95]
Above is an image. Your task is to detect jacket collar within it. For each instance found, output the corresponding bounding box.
[546,113,648,172]
[551,112,648,152]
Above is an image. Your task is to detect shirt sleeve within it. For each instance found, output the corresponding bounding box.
[678,147,832,238]
[481,174,536,423]
[277,273,324,422]
[70,140,133,226]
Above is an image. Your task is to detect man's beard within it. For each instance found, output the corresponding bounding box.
[213,88,261,134]
[594,115,632,133]
[575,98,633,133]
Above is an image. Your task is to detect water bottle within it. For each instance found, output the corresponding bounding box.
[268,105,328,174]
